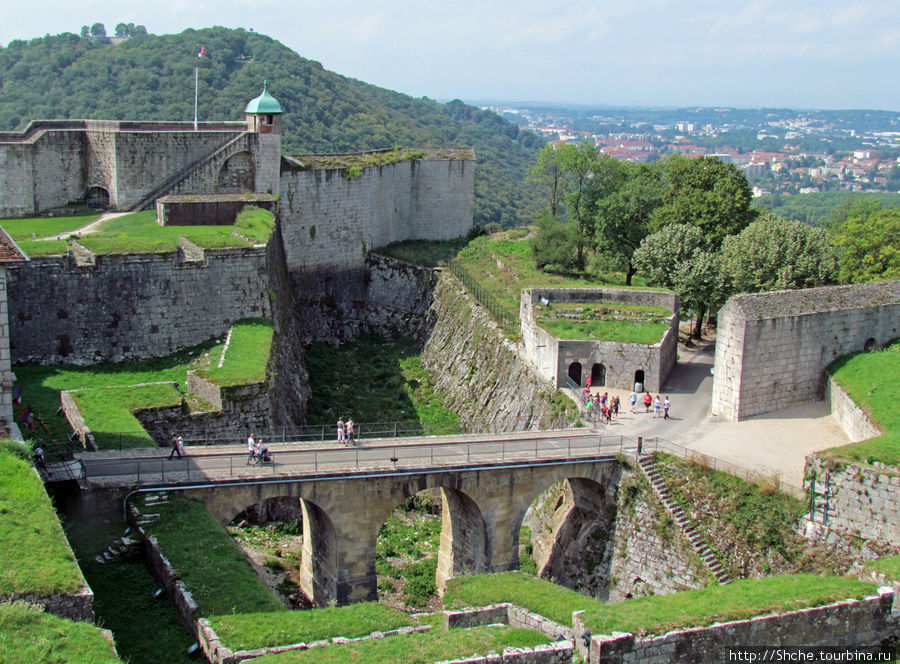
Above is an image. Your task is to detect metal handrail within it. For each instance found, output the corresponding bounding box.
[640,436,804,497]
[82,433,636,483]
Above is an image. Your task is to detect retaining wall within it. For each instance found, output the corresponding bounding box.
[805,456,900,546]
[0,587,94,622]
[711,281,900,420]
[421,273,567,432]
[573,588,894,663]
[826,376,882,442]
[0,120,249,215]
[519,288,678,392]
[8,247,270,365]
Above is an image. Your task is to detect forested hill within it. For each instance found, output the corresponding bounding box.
[0,27,543,226]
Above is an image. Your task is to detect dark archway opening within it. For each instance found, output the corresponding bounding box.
[85,186,110,209]
[864,338,877,352]
[568,362,583,386]
[591,363,606,387]
[634,370,645,392]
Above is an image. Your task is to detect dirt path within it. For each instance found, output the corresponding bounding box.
[43,211,131,240]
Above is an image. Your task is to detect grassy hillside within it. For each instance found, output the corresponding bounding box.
[0,28,543,227]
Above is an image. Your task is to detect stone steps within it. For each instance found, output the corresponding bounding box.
[638,455,732,585]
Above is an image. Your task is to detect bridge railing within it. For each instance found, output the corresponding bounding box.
[90,417,589,450]
[81,433,637,484]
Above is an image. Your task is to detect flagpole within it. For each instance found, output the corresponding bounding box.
[193,66,198,131]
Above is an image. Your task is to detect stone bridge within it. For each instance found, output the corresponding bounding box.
[104,432,632,606]
[182,457,621,606]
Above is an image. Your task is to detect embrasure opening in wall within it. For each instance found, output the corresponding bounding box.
[591,363,606,387]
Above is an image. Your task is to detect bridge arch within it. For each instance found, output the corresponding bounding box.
[436,487,488,594]
[520,476,618,598]
[300,498,337,606]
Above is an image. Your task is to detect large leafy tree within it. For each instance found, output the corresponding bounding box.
[720,213,839,293]
[594,161,665,285]
[650,155,756,248]
[634,225,725,338]
[833,207,900,283]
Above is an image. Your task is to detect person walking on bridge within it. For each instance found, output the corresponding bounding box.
[246,433,257,464]
[346,418,355,445]
[169,435,184,460]
[337,418,345,444]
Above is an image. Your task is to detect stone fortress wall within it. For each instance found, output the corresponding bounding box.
[519,287,678,392]
[7,247,271,365]
[278,149,475,272]
[711,281,900,421]
[0,120,254,216]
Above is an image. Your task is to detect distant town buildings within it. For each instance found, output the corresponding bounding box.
[485,105,900,197]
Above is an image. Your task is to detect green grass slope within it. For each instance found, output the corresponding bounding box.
[0,443,85,595]
[823,339,900,466]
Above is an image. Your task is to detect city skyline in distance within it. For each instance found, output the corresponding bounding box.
[6,1,900,112]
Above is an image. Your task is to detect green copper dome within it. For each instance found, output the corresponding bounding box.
[244,82,282,114]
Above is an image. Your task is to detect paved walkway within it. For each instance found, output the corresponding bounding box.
[578,336,848,488]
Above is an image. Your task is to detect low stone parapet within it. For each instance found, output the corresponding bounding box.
[0,586,94,622]
[573,589,895,664]
[442,603,573,641]
[433,641,573,664]
[826,376,881,442]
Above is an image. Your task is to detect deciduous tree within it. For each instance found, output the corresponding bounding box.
[833,207,900,283]
[634,225,724,338]
[650,155,755,248]
[594,161,665,285]
[720,213,838,293]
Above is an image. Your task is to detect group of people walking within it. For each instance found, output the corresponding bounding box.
[336,417,356,445]
[629,390,671,419]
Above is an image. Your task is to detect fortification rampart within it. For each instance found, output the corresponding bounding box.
[278,151,475,272]
[0,120,252,216]
[711,281,900,420]
[7,247,270,365]
[519,287,678,392]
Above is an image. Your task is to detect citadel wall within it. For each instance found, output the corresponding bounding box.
[0,120,249,216]
[7,247,270,365]
[711,281,900,420]
[278,152,475,272]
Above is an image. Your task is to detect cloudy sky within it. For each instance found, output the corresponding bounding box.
[6,1,900,110]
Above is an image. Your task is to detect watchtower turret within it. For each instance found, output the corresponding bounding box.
[244,82,282,195]
[245,82,282,134]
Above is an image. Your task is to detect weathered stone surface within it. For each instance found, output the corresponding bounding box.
[711,282,900,421]
[422,274,568,432]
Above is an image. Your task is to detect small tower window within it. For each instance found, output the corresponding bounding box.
[265,114,273,125]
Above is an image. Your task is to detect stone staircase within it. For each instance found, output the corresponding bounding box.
[127,131,251,211]
[638,454,731,585]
